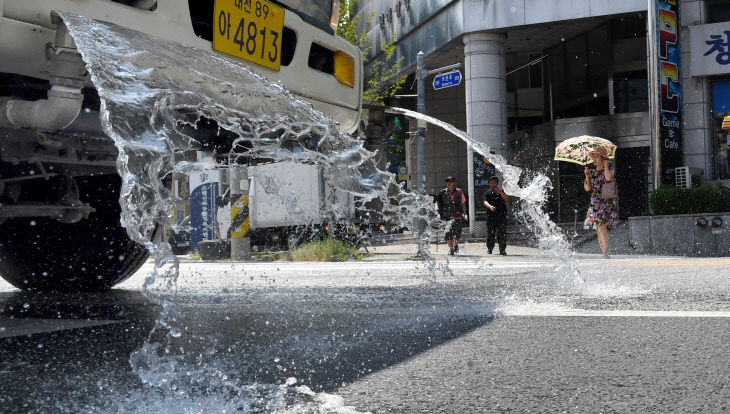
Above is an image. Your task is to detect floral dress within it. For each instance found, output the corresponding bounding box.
[583,168,617,230]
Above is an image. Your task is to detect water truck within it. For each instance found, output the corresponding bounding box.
[0,0,362,291]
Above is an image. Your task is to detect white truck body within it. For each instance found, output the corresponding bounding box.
[247,161,354,229]
[0,0,362,132]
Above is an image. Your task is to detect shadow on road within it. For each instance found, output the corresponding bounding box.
[168,286,496,392]
[0,286,496,411]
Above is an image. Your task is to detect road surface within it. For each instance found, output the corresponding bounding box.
[1,251,729,413]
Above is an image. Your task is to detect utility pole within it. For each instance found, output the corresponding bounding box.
[415,51,427,257]
[647,0,661,190]
[416,51,427,194]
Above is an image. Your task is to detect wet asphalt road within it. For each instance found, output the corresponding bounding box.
[1,255,729,413]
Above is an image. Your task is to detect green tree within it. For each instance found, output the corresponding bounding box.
[337,0,407,105]
[336,0,368,51]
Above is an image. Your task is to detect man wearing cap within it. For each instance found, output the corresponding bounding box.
[434,176,467,255]
[483,176,510,255]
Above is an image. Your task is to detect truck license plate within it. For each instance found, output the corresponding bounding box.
[213,0,284,71]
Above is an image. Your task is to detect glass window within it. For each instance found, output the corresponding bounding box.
[711,80,730,179]
[587,25,611,91]
[529,59,543,89]
[710,3,730,23]
[565,36,588,102]
[291,0,335,31]
[711,114,730,179]
[614,71,648,113]
[550,45,565,114]
[611,15,646,40]
[545,16,646,119]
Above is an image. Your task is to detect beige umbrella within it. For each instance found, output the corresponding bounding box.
[554,135,617,166]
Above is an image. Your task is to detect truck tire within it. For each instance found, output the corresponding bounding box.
[0,175,149,292]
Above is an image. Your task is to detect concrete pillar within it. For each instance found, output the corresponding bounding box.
[463,32,508,158]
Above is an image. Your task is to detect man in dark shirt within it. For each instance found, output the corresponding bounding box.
[483,176,510,255]
[434,176,467,255]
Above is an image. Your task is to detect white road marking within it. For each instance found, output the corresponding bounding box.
[499,309,730,318]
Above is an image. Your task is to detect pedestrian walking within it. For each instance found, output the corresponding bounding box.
[434,176,467,256]
[483,176,510,255]
[583,146,617,258]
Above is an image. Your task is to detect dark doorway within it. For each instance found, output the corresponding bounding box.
[557,161,590,224]
[615,146,649,219]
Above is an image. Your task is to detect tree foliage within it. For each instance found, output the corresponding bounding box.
[336,0,368,52]
[337,0,407,105]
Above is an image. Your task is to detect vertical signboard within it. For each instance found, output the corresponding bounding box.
[190,170,221,250]
[472,151,496,221]
[655,0,682,184]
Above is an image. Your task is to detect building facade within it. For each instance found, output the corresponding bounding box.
[356,0,730,231]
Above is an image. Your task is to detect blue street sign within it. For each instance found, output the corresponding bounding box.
[432,70,462,90]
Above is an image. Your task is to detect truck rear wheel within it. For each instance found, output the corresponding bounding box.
[0,175,149,292]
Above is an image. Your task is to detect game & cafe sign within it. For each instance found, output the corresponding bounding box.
[654,0,682,183]
[690,22,730,77]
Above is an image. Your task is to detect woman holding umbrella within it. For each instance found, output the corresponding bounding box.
[555,136,618,257]
[583,146,617,257]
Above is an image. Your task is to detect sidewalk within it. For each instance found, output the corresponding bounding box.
[361,220,637,261]
[360,241,549,261]
[173,221,642,263]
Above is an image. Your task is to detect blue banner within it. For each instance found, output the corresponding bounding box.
[190,170,221,249]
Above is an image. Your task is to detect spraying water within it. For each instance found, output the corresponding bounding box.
[383,107,585,286]
[54,8,602,410]
[56,11,449,406]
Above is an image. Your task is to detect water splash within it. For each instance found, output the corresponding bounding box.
[383,107,584,288]
[57,11,447,406]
